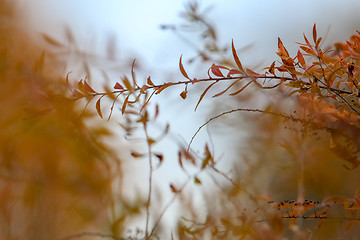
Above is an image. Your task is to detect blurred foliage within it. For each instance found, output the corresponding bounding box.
[0,0,124,239]
[4,0,360,240]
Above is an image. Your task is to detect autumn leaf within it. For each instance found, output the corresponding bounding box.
[96,97,103,118]
[84,80,96,93]
[195,82,217,111]
[147,76,154,86]
[297,50,306,68]
[170,184,179,193]
[179,55,190,80]
[278,37,289,57]
[180,90,188,99]
[232,40,244,72]
[210,64,225,77]
[114,82,124,90]
[312,23,317,43]
[42,33,64,47]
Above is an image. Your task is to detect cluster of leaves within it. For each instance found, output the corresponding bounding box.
[65,21,360,239]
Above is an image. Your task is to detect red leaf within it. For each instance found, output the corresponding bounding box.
[84,80,96,93]
[210,64,225,77]
[232,40,244,72]
[179,55,190,80]
[227,69,242,77]
[195,82,217,111]
[154,153,164,164]
[114,82,124,90]
[312,23,317,43]
[96,97,103,119]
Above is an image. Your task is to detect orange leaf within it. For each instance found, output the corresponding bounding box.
[180,90,188,99]
[170,184,179,193]
[147,76,154,86]
[354,197,360,208]
[131,151,143,158]
[300,46,316,56]
[179,55,190,80]
[297,50,306,68]
[155,83,173,94]
[121,94,130,114]
[42,34,64,47]
[194,177,201,184]
[195,82,217,111]
[303,34,314,50]
[178,151,184,169]
[131,59,138,87]
[232,40,244,72]
[268,61,276,75]
[96,97,103,119]
[278,38,289,57]
[122,76,132,90]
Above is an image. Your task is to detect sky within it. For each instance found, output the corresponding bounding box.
[17,0,360,236]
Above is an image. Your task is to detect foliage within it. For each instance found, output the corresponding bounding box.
[3,0,360,239]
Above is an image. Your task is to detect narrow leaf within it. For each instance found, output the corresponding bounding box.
[229,81,252,95]
[268,61,276,75]
[96,97,103,119]
[303,34,314,50]
[179,55,190,79]
[122,94,130,114]
[232,40,244,72]
[170,184,179,193]
[195,82,217,111]
[246,68,260,76]
[212,81,239,98]
[131,152,143,158]
[178,151,184,169]
[297,50,306,68]
[278,38,289,57]
[131,59,139,87]
[84,80,96,93]
[122,76,132,90]
[42,34,64,47]
[312,23,317,43]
